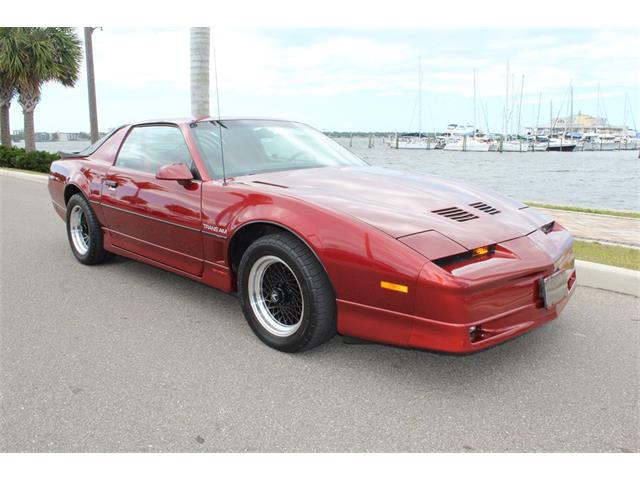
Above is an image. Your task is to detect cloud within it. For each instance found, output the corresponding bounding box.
[85,28,638,103]
[91,28,190,90]
[10,27,638,132]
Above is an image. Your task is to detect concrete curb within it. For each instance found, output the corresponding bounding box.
[534,205,640,221]
[0,168,48,184]
[1,168,638,297]
[576,260,639,297]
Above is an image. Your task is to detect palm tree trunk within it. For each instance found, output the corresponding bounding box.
[190,27,210,117]
[23,109,35,151]
[18,90,40,152]
[0,86,13,147]
[0,104,11,147]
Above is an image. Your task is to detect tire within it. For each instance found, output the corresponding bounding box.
[66,193,111,265]
[238,233,336,352]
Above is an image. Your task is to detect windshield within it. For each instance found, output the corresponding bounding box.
[191,120,367,179]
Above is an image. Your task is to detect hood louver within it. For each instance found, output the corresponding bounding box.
[469,201,501,215]
[431,207,479,222]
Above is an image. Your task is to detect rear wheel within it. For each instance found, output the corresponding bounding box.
[66,193,111,265]
[238,233,336,352]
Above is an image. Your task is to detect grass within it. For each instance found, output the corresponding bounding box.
[527,202,640,219]
[573,240,640,270]
[0,167,48,176]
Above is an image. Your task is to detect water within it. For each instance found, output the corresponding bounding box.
[336,137,640,212]
[25,138,640,212]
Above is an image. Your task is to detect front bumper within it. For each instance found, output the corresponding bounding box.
[407,268,576,352]
[337,227,576,354]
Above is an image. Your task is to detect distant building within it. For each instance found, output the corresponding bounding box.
[530,112,632,137]
[35,132,51,141]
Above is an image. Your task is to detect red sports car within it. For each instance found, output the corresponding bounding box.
[48,118,576,353]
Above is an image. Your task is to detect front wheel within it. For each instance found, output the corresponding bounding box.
[238,233,336,352]
[66,193,111,265]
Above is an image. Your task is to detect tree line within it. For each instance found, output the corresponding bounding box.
[0,27,82,151]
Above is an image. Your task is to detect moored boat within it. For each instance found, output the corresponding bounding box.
[443,136,492,152]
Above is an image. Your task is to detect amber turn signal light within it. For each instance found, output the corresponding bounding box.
[472,246,490,257]
[380,281,409,293]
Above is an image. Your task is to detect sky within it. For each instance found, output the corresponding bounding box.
[7,27,640,134]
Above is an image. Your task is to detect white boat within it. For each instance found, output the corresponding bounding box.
[581,133,618,151]
[445,124,476,136]
[529,142,548,152]
[620,138,640,150]
[500,140,528,152]
[546,139,577,151]
[395,137,439,149]
[443,136,491,152]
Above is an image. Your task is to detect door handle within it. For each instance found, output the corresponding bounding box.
[104,180,118,189]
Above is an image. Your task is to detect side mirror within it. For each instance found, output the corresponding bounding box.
[156,163,194,182]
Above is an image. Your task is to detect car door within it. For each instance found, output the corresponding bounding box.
[101,124,204,276]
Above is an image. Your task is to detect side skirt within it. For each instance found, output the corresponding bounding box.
[102,228,233,292]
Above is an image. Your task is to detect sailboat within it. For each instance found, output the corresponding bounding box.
[443,68,492,152]
[499,75,527,152]
[396,57,438,150]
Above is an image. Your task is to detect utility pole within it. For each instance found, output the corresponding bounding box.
[84,27,99,143]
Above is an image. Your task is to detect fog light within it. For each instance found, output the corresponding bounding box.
[469,325,482,342]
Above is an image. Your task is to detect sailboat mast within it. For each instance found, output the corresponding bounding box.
[418,56,422,139]
[517,74,524,137]
[473,68,477,137]
[569,80,574,135]
[622,92,628,138]
[503,61,509,138]
[550,99,553,136]
[596,83,600,127]
[535,91,542,135]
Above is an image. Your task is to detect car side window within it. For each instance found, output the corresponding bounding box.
[116,125,194,174]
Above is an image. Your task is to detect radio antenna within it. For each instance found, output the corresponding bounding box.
[213,45,226,185]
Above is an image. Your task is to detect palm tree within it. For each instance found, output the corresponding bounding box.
[3,28,82,151]
[190,27,210,117]
[0,68,17,148]
[0,28,21,147]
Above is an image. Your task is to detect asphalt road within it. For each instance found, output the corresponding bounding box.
[1,174,638,452]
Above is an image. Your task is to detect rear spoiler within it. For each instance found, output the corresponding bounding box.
[57,150,88,159]
[56,125,126,159]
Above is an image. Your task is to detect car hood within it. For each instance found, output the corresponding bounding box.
[237,166,552,250]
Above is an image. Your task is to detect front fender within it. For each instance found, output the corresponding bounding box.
[202,182,429,316]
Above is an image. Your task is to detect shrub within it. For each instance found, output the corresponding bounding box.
[0,145,60,173]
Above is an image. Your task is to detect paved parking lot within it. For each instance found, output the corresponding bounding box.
[1,175,638,452]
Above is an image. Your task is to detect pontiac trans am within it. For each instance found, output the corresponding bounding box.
[48,118,576,353]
